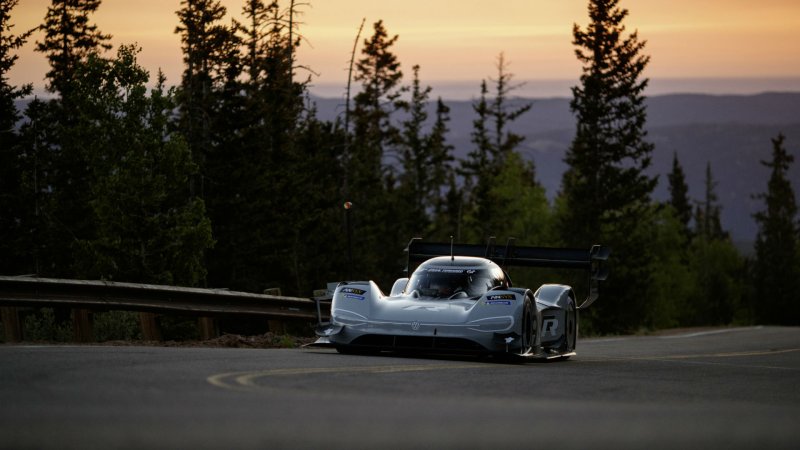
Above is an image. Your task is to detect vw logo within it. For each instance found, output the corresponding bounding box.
[411,321,420,331]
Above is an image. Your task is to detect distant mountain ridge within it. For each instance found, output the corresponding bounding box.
[310,92,800,242]
[310,91,800,134]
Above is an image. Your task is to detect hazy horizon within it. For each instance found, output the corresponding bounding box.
[17,77,800,103]
[307,76,800,100]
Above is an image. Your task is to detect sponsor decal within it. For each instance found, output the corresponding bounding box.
[542,318,559,337]
[485,300,512,306]
[425,268,477,274]
[341,287,367,300]
[486,294,515,301]
[341,287,366,295]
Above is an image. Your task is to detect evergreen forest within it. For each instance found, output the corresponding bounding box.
[1,0,798,335]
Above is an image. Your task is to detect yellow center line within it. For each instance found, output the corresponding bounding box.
[208,362,489,390]
[208,348,800,390]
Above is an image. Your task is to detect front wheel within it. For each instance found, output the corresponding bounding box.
[519,297,536,355]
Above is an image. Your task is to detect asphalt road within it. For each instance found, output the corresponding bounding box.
[1,326,798,449]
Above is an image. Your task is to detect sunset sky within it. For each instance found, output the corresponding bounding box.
[8,0,800,98]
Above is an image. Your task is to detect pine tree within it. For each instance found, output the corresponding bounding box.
[352,19,404,177]
[430,172,463,242]
[685,162,741,325]
[0,0,31,134]
[259,0,305,149]
[463,79,491,177]
[200,0,313,294]
[396,66,454,238]
[667,152,692,236]
[686,236,742,326]
[425,98,456,238]
[560,0,655,242]
[240,0,276,83]
[26,0,112,277]
[347,20,406,283]
[282,113,348,294]
[398,65,431,221]
[175,0,248,289]
[0,0,34,275]
[428,98,454,189]
[174,0,236,175]
[35,0,111,96]
[489,53,531,163]
[652,151,694,326]
[257,0,329,295]
[460,54,533,242]
[693,162,727,241]
[752,134,800,324]
[558,0,656,333]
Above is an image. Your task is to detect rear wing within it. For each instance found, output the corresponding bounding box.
[405,238,609,309]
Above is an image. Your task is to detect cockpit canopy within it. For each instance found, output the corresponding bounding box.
[405,257,509,299]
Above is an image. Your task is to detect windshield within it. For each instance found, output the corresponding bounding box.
[406,268,497,299]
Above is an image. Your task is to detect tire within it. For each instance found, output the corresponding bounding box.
[520,297,535,355]
[564,298,577,353]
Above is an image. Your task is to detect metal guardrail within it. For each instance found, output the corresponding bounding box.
[0,275,332,342]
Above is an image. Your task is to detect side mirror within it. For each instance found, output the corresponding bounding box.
[390,278,409,297]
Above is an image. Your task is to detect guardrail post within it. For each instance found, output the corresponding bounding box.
[1,307,22,342]
[198,317,217,340]
[267,319,285,334]
[72,309,94,342]
[264,288,285,334]
[139,312,162,341]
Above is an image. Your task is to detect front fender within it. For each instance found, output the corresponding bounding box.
[534,284,573,309]
[466,289,528,335]
[331,281,382,326]
[534,284,576,348]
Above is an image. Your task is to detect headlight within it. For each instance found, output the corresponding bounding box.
[332,309,368,326]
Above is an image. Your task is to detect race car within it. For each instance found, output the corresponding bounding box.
[313,239,608,360]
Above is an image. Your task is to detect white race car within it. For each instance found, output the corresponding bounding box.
[314,240,608,360]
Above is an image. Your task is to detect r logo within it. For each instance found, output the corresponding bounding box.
[542,318,559,337]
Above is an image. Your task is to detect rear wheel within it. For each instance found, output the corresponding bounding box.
[563,298,577,354]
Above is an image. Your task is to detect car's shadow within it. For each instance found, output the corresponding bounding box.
[302,347,570,365]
